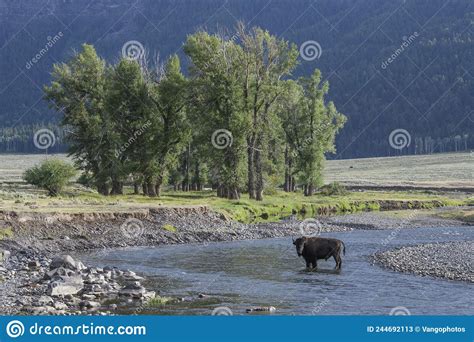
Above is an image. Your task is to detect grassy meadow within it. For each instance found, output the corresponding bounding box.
[1,152,472,188]
[0,152,472,222]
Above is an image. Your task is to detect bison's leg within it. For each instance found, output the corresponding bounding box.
[305,259,312,269]
[335,253,342,270]
[312,258,317,270]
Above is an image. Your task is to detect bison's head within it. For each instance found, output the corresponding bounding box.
[293,237,307,257]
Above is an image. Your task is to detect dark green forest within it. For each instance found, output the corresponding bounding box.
[0,0,473,157]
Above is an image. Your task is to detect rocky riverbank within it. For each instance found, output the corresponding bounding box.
[374,241,474,283]
[0,206,472,314]
[0,252,157,315]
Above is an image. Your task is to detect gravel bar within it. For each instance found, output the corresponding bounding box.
[374,241,474,283]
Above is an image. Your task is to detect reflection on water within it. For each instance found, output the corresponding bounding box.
[81,227,474,315]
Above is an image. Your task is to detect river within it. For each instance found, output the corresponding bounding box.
[81,226,473,315]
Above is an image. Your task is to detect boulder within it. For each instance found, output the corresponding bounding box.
[50,255,77,271]
[47,276,84,297]
[118,281,146,297]
[44,267,75,280]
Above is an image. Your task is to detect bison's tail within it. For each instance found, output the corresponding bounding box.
[342,241,346,256]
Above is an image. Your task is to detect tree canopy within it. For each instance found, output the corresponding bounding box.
[44,25,346,199]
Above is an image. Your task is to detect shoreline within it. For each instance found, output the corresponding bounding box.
[0,206,472,315]
[374,241,474,283]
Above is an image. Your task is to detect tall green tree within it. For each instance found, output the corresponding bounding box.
[277,80,305,192]
[106,58,151,194]
[237,24,299,200]
[146,55,189,196]
[296,70,346,196]
[44,44,112,195]
[184,31,248,199]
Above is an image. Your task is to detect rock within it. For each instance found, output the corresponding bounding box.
[28,260,41,270]
[80,301,100,309]
[81,294,96,300]
[35,296,54,307]
[53,302,69,310]
[143,291,156,299]
[75,261,86,271]
[246,306,276,313]
[198,293,207,298]
[118,281,146,297]
[122,270,143,281]
[47,276,84,296]
[0,249,11,263]
[44,267,76,280]
[50,255,78,271]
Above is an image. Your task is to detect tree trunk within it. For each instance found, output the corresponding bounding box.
[247,137,256,199]
[255,145,264,201]
[133,182,140,195]
[142,183,148,195]
[228,187,240,200]
[154,175,162,197]
[97,183,109,196]
[147,182,156,197]
[284,145,291,192]
[110,180,123,195]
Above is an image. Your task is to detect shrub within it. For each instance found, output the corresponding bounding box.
[23,159,76,196]
[145,295,176,307]
[0,226,13,240]
[320,182,348,196]
[162,224,177,233]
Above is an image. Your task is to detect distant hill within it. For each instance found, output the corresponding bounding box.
[0,0,473,157]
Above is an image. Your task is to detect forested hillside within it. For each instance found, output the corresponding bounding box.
[0,0,473,157]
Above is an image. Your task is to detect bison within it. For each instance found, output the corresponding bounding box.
[293,236,346,270]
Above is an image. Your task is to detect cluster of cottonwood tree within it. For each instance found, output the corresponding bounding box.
[44,24,346,200]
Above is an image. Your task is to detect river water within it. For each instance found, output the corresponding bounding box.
[82,226,473,315]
